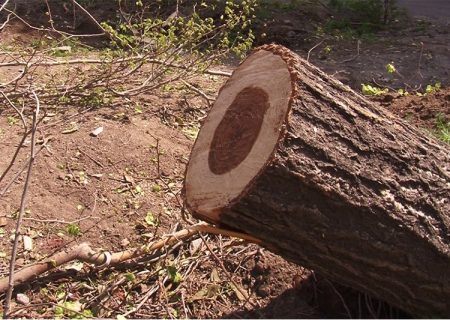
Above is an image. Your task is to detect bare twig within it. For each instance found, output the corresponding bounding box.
[181,79,215,107]
[2,7,105,38]
[0,91,28,185]
[0,140,49,197]
[0,11,12,31]
[417,42,424,79]
[4,91,40,318]
[0,57,231,77]
[0,0,11,13]
[70,0,107,36]
[77,147,105,168]
[122,285,159,317]
[307,40,324,62]
[0,223,261,293]
[22,215,95,224]
[199,233,255,307]
[341,39,361,64]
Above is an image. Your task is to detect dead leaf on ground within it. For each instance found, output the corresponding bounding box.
[62,122,79,134]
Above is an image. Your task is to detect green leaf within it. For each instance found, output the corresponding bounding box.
[65,224,81,236]
[135,185,143,194]
[124,272,136,282]
[167,265,182,284]
[361,83,388,96]
[386,63,396,74]
[144,212,158,226]
[151,184,161,192]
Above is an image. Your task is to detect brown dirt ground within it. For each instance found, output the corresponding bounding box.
[0,3,449,319]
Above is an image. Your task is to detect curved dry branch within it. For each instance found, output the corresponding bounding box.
[0,223,261,293]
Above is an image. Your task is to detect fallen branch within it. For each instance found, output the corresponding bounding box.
[0,223,261,293]
[0,57,232,77]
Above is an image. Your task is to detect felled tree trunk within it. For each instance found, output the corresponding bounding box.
[184,44,450,317]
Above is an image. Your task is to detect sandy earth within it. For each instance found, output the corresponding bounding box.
[0,2,449,318]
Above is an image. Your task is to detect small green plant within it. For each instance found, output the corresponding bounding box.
[322,45,332,55]
[134,185,144,195]
[166,265,183,284]
[397,88,409,96]
[7,116,18,126]
[151,184,161,193]
[144,211,158,226]
[386,62,396,74]
[65,224,81,237]
[435,113,450,144]
[326,0,390,37]
[425,82,441,94]
[361,83,388,96]
[54,301,93,319]
[80,88,112,108]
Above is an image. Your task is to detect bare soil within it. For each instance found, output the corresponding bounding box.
[0,2,449,318]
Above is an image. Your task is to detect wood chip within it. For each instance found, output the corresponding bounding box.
[23,235,33,251]
[16,293,30,305]
[90,126,104,137]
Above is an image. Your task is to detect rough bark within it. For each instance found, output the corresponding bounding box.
[184,44,450,317]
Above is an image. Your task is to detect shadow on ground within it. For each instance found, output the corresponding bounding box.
[225,273,412,319]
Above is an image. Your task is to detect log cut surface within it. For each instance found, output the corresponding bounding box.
[184,44,450,317]
[185,49,292,220]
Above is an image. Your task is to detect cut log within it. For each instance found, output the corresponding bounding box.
[184,44,450,317]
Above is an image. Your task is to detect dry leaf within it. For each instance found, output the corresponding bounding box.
[210,268,220,282]
[190,238,203,255]
[230,283,248,301]
[62,122,79,134]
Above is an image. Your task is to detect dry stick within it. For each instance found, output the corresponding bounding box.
[77,147,104,168]
[307,40,324,62]
[23,215,94,225]
[417,42,424,79]
[0,49,36,88]
[0,91,28,185]
[122,285,159,317]
[199,233,255,307]
[341,39,361,64]
[181,79,214,107]
[0,0,11,12]
[43,0,56,31]
[0,11,12,30]
[2,7,105,38]
[3,91,40,318]
[156,138,161,178]
[0,57,138,68]
[70,0,106,35]
[0,57,231,78]
[0,223,261,293]
[0,142,48,197]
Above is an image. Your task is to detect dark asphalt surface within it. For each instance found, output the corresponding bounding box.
[396,0,450,23]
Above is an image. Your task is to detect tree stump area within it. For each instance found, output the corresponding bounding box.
[183,44,450,317]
